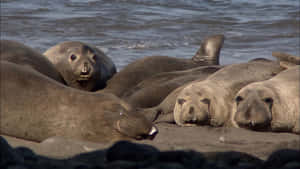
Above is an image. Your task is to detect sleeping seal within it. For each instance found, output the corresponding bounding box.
[174,59,284,127]
[232,65,300,134]
[0,61,157,143]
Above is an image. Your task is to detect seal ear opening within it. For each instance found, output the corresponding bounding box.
[192,34,225,65]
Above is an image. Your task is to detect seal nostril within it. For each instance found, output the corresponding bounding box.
[188,107,194,115]
[81,62,90,75]
[177,98,186,105]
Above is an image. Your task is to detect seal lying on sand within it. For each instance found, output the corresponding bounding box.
[0,61,157,143]
[232,65,300,134]
[0,40,65,83]
[102,34,225,97]
[44,41,116,91]
[174,59,284,127]
[123,65,224,108]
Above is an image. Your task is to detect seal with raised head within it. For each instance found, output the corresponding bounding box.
[0,61,157,143]
[232,66,300,134]
[0,40,65,83]
[174,59,284,127]
[102,34,225,97]
[44,41,116,91]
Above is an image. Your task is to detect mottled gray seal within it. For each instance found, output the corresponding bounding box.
[174,59,284,127]
[124,65,224,108]
[102,34,225,97]
[44,41,116,91]
[0,40,65,83]
[0,61,157,143]
[232,66,300,134]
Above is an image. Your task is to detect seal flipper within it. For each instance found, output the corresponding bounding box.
[272,52,300,69]
[192,34,225,65]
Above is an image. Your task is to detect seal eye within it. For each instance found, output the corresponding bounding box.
[201,98,210,105]
[92,54,97,61]
[235,96,243,105]
[263,98,273,104]
[177,98,186,105]
[70,54,77,61]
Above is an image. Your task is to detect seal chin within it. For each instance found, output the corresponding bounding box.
[77,75,92,81]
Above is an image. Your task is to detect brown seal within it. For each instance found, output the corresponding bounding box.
[232,66,300,134]
[174,59,284,127]
[0,40,65,83]
[123,65,224,108]
[44,41,116,91]
[102,34,225,97]
[0,61,157,143]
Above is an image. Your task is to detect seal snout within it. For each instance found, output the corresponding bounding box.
[80,62,92,76]
[136,126,158,140]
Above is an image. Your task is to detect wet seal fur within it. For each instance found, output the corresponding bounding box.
[0,61,157,143]
[0,40,65,83]
[44,41,116,91]
[174,59,284,127]
[232,66,300,134]
[102,34,225,97]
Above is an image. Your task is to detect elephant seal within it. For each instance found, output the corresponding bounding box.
[124,65,224,108]
[272,52,300,68]
[174,59,284,127]
[44,41,116,91]
[130,66,224,123]
[232,66,300,134]
[102,34,225,97]
[0,61,157,143]
[0,40,65,83]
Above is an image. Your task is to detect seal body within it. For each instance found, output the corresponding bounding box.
[0,40,65,83]
[44,41,116,91]
[232,66,300,134]
[174,59,283,127]
[102,34,225,97]
[0,61,157,143]
[123,65,224,108]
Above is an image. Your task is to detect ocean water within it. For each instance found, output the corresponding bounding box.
[1,0,299,70]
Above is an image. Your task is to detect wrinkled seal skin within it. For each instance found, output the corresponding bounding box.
[0,61,157,143]
[44,41,116,91]
[174,59,284,127]
[102,34,225,97]
[124,65,224,108]
[232,66,300,134]
[0,40,65,83]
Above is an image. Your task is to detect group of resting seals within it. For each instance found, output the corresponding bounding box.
[0,34,299,144]
[0,34,223,143]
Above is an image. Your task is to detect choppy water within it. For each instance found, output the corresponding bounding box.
[1,0,299,70]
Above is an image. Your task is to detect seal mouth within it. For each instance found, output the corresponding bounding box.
[116,121,158,140]
[238,121,271,131]
[77,75,91,81]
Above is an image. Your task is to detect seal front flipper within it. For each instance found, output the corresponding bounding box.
[192,34,225,65]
